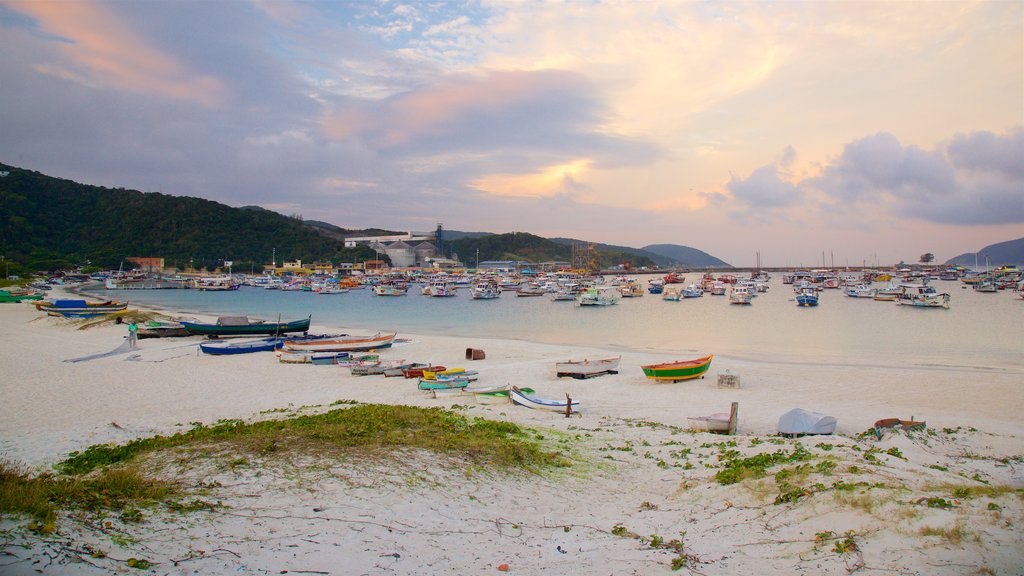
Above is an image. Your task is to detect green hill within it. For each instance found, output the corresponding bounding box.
[0,163,378,272]
[641,244,732,268]
[446,232,655,269]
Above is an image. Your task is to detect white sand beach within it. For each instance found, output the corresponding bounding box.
[1,295,1022,575]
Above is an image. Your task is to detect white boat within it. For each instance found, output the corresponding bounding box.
[576,287,619,306]
[510,387,580,413]
[555,356,621,379]
[844,284,875,298]
[373,284,407,296]
[729,285,753,305]
[681,284,703,298]
[471,285,500,299]
[550,290,576,301]
[895,283,950,309]
[422,282,457,297]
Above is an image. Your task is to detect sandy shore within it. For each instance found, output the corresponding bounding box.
[1,294,1022,575]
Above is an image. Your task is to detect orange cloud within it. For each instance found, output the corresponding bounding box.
[5,0,226,106]
[322,70,579,145]
[470,159,593,198]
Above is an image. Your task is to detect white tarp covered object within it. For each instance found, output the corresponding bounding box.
[777,408,837,435]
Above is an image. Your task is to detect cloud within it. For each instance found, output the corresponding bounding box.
[726,155,803,213]
[807,129,1024,225]
[4,0,227,106]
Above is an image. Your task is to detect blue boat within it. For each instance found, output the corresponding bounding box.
[200,337,281,355]
[796,287,819,307]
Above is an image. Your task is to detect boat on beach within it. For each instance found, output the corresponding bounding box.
[200,337,281,355]
[641,354,713,382]
[182,315,311,336]
[474,387,534,405]
[510,387,580,412]
[0,289,45,303]
[281,332,396,352]
[555,356,621,379]
[36,299,128,318]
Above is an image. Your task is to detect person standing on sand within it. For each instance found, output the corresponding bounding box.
[128,321,138,349]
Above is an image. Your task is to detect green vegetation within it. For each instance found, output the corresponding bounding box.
[0,163,379,271]
[448,231,655,269]
[714,444,813,485]
[0,459,178,526]
[58,404,563,475]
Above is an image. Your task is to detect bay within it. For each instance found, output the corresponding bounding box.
[86,277,1022,371]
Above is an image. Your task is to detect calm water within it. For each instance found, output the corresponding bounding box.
[84,277,1023,371]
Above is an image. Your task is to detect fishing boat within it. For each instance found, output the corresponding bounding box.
[182,315,311,336]
[350,359,409,376]
[471,285,500,299]
[681,284,703,298]
[516,285,546,297]
[200,337,280,355]
[281,332,396,352]
[618,282,645,298]
[647,280,664,294]
[510,387,580,413]
[432,383,510,398]
[795,287,819,307]
[662,287,681,301]
[373,284,407,296]
[37,299,128,318]
[662,272,685,284]
[0,289,44,303]
[550,290,576,301]
[137,320,192,339]
[475,387,534,405]
[844,284,876,298]
[555,356,621,379]
[729,285,752,305]
[895,284,951,309]
[576,287,619,306]
[641,354,714,382]
[401,364,447,379]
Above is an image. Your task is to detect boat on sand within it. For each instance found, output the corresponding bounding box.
[641,355,713,382]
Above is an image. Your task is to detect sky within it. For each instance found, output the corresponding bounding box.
[1,0,1022,268]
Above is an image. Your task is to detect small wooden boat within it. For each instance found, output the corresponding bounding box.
[37,299,127,318]
[433,383,510,398]
[641,354,713,382]
[182,315,311,336]
[200,337,280,355]
[476,387,528,403]
[475,387,534,405]
[137,320,192,339]
[281,332,396,352]
[350,359,409,376]
[418,378,472,391]
[510,387,579,413]
[277,349,358,364]
[555,356,621,379]
[0,289,45,303]
[401,364,447,379]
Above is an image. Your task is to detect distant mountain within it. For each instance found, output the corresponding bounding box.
[549,238,676,268]
[641,244,732,268]
[945,237,1024,267]
[442,230,495,241]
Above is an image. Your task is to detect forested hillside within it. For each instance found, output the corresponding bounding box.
[0,163,377,272]
[447,232,655,269]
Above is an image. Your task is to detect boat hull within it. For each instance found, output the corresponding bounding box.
[182,316,311,336]
[641,355,713,382]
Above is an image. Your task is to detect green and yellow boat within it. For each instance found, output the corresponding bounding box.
[641,354,713,382]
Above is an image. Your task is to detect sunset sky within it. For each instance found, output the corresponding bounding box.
[1,0,1021,267]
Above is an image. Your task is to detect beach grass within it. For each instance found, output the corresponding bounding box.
[0,459,178,525]
[57,404,564,476]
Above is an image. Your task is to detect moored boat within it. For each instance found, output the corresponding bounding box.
[641,354,713,382]
[795,287,819,307]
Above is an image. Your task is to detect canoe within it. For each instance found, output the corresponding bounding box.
[281,332,396,352]
[641,354,713,382]
[137,321,191,339]
[400,364,447,379]
[36,299,128,318]
[200,337,280,355]
[350,360,409,376]
[433,383,510,398]
[509,387,579,412]
[475,387,534,405]
[418,378,471,391]
[182,315,311,336]
[555,356,620,379]
[0,289,45,303]
[277,349,356,364]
